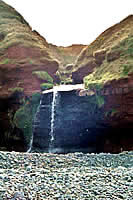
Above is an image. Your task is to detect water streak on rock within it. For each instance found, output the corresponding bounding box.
[27,100,42,153]
[27,134,33,153]
[49,88,58,152]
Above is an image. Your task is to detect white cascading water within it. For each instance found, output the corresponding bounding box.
[27,99,42,153]
[49,88,58,152]
[27,134,33,153]
[27,84,84,153]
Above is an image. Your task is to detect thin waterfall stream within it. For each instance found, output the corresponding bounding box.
[27,99,42,153]
[31,84,84,153]
[27,134,33,153]
[49,88,58,152]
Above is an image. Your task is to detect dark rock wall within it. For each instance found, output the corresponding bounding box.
[33,90,106,153]
[33,93,52,150]
[33,87,133,153]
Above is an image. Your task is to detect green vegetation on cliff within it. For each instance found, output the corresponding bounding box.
[70,15,133,87]
[13,93,41,145]
[32,71,54,91]
[84,36,133,89]
[0,0,52,59]
[84,31,133,89]
[0,1,28,25]
[32,71,53,83]
[40,83,53,91]
[8,87,24,93]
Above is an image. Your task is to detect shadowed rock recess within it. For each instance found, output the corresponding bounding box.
[0,0,133,153]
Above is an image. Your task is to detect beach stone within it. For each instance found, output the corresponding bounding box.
[0,151,133,199]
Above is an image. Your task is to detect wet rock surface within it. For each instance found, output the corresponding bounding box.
[33,89,106,153]
[0,151,133,199]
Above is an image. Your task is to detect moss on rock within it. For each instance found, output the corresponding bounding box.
[32,71,53,83]
[40,83,53,91]
[13,92,41,146]
[8,87,24,93]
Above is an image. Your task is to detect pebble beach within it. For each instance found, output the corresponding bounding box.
[0,151,133,200]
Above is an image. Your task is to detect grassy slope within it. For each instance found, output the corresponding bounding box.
[74,15,133,88]
[84,35,133,89]
[0,1,53,64]
[77,15,133,66]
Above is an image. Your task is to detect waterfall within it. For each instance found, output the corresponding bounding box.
[27,134,33,153]
[49,88,58,152]
[27,99,42,153]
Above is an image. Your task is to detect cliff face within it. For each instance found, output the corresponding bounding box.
[0,1,86,97]
[0,0,133,152]
[74,15,133,152]
[0,1,85,151]
[0,1,59,98]
[73,15,133,83]
[0,1,58,151]
[48,44,87,84]
[33,89,105,153]
[33,86,133,153]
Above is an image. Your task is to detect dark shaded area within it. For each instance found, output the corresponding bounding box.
[0,33,5,41]
[0,92,27,152]
[100,125,133,153]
